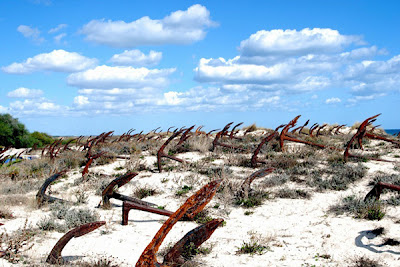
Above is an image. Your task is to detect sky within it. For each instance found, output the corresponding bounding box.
[0,0,400,135]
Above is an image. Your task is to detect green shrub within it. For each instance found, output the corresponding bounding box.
[236,241,269,255]
[329,195,385,220]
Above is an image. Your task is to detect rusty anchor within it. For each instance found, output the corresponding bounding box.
[135,179,222,267]
[365,182,400,202]
[102,172,156,209]
[344,114,392,162]
[36,171,67,207]
[163,218,224,266]
[157,129,187,173]
[239,167,275,199]
[46,221,106,264]
[123,179,221,225]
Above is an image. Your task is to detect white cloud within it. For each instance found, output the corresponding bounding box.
[0,105,9,113]
[74,96,89,106]
[67,65,175,89]
[7,98,65,115]
[17,25,44,43]
[325,97,341,104]
[80,4,217,47]
[49,24,67,34]
[2,50,98,74]
[110,50,162,66]
[7,87,43,98]
[347,93,386,104]
[54,33,67,43]
[239,28,361,57]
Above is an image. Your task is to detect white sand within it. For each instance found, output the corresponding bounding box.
[1,133,400,266]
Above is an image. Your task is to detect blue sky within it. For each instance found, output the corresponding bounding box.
[1,0,399,135]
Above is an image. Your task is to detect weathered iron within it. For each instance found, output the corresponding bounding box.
[46,221,106,264]
[195,126,204,136]
[36,171,67,207]
[122,201,175,225]
[102,172,156,209]
[212,131,246,152]
[206,129,220,137]
[365,182,400,201]
[229,122,243,139]
[309,123,319,137]
[177,125,195,146]
[123,178,221,224]
[163,218,224,266]
[279,116,337,152]
[250,130,279,167]
[334,124,346,135]
[135,179,222,267]
[291,120,309,134]
[239,168,275,198]
[343,114,392,162]
[82,151,107,178]
[157,129,186,172]
[316,124,327,137]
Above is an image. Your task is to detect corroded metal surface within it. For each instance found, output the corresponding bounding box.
[251,131,278,167]
[365,182,400,201]
[82,151,107,178]
[46,221,105,264]
[136,180,222,267]
[343,114,391,162]
[122,201,174,225]
[240,167,274,198]
[102,172,155,209]
[163,218,224,266]
[229,122,243,139]
[157,129,186,172]
[177,125,195,146]
[123,179,222,224]
[36,171,67,207]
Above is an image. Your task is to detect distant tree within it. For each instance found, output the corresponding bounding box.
[30,131,54,147]
[0,113,52,148]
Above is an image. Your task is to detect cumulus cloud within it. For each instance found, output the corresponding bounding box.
[110,50,162,66]
[7,87,44,98]
[67,65,175,89]
[48,24,67,34]
[80,4,217,47]
[17,25,44,43]
[7,98,67,116]
[239,28,361,57]
[2,50,98,74]
[325,97,341,104]
[195,27,400,100]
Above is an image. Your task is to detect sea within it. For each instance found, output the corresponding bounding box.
[385,129,400,136]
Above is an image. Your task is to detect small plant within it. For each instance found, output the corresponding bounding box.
[193,210,213,224]
[235,190,269,208]
[329,195,386,220]
[0,220,35,263]
[36,216,65,232]
[161,178,169,183]
[181,241,212,260]
[74,188,89,204]
[275,188,311,199]
[244,211,253,216]
[350,256,383,267]
[133,186,158,199]
[236,241,269,255]
[114,166,124,171]
[175,185,192,196]
[64,208,100,229]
